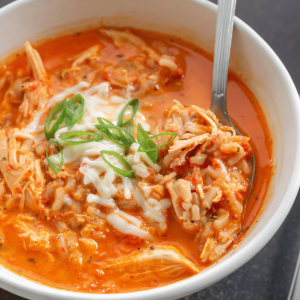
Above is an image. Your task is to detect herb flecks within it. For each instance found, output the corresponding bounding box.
[201,212,218,228]
[28,258,36,264]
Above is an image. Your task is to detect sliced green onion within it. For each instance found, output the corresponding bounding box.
[124,124,134,154]
[46,139,64,173]
[137,123,158,163]
[95,118,136,146]
[138,131,178,153]
[117,98,139,127]
[95,124,136,148]
[126,124,133,136]
[97,117,114,126]
[59,131,103,145]
[100,150,134,178]
[96,117,121,142]
[44,99,67,140]
[65,94,85,129]
[44,94,85,139]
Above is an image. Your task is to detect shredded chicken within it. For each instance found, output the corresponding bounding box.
[70,45,100,68]
[102,244,200,279]
[17,42,50,122]
[100,28,160,61]
[157,102,252,259]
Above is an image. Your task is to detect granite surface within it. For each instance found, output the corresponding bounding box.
[0,0,299,299]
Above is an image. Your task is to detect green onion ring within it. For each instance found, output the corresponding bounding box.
[138,131,178,153]
[65,94,85,129]
[100,150,134,178]
[46,139,64,173]
[96,117,122,142]
[137,123,158,163]
[126,124,133,136]
[95,124,136,145]
[117,98,139,127]
[95,118,136,147]
[44,99,67,140]
[59,131,103,145]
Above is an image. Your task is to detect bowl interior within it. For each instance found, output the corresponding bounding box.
[0,0,299,299]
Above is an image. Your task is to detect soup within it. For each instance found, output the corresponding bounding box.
[0,28,272,293]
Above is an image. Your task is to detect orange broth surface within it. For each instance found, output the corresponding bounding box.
[0,28,273,293]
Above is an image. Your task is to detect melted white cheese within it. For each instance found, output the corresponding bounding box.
[48,81,91,107]
[107,212,152,240]
[133,188,167,223]
[116,209,142,227]
[87,194,116,208]
[13,131,34,140]
[22,80,169,240]
[80,165,116,198]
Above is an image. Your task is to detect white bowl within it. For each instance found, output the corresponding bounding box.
[0,0,299,299]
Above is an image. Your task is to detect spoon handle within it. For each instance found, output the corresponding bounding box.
[211,0,237,125]
[288,247,300,300]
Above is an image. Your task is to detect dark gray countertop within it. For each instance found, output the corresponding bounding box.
[0,0,299,299]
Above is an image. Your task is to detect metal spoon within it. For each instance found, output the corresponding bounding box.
[288,249,300,300]
[210,0,256,190]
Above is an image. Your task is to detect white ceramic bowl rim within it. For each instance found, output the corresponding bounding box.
[0,0,299,299]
